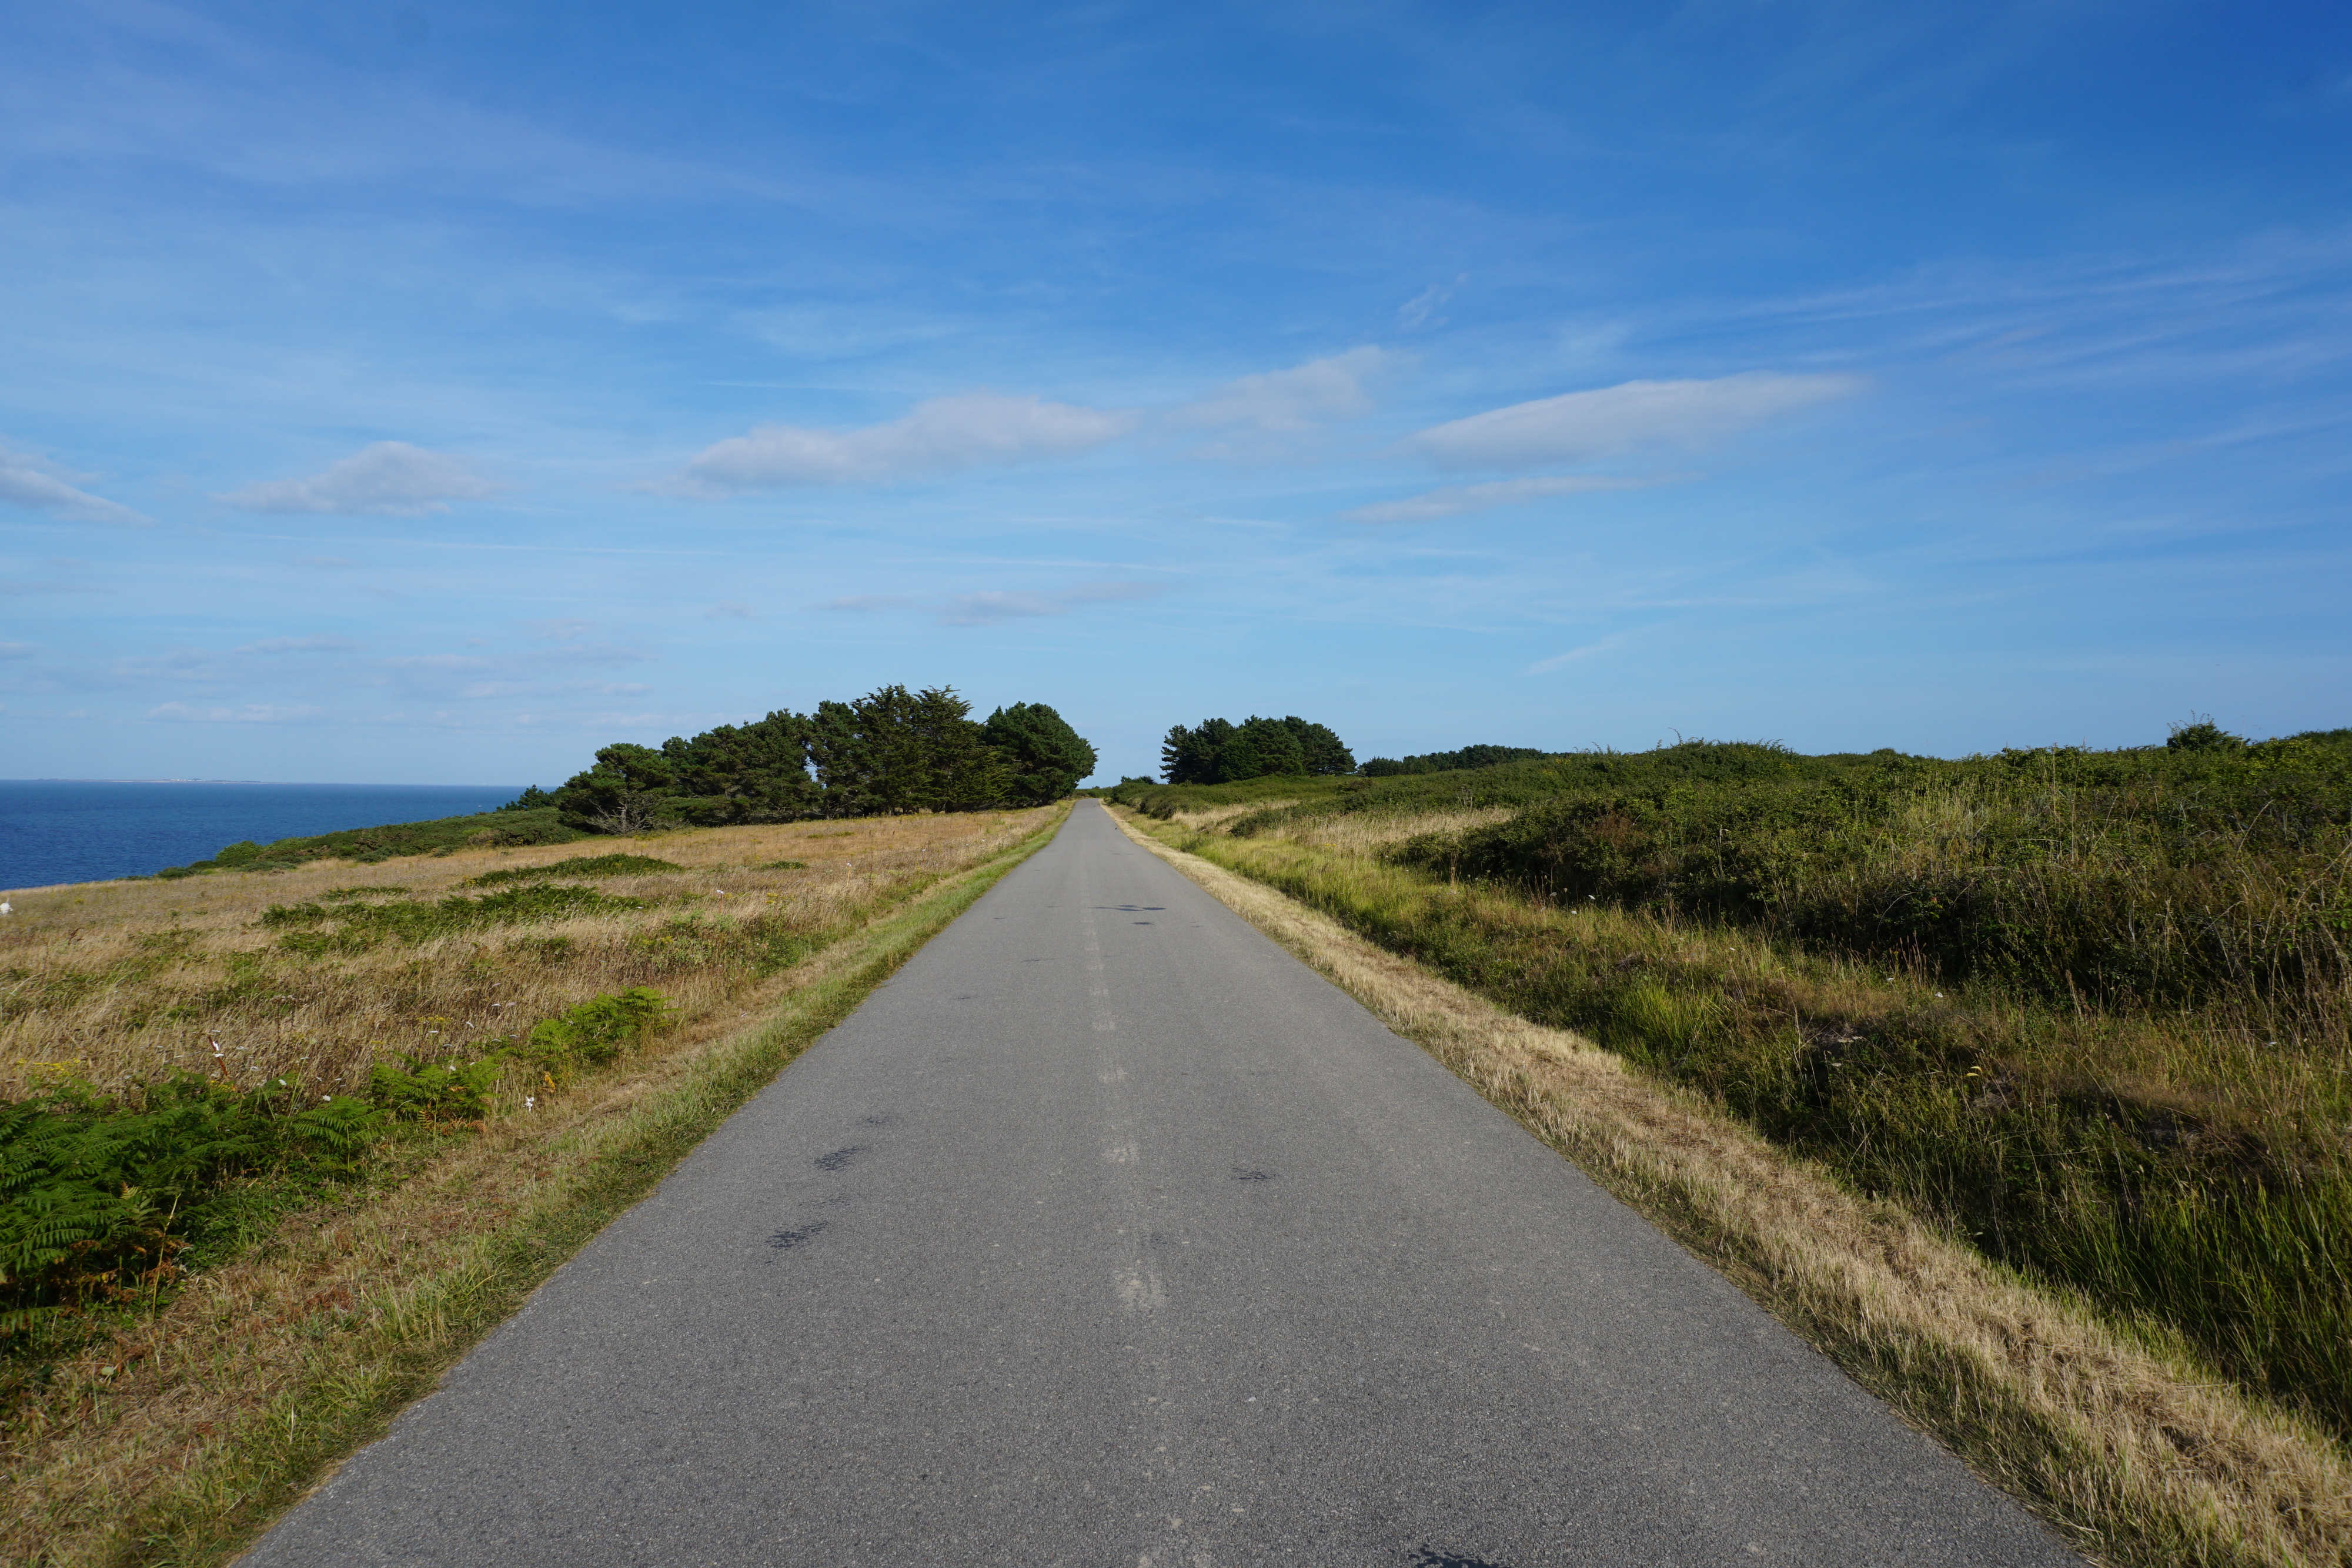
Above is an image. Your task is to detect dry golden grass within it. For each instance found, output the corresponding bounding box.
[0,810,1054,1104]
[1110,805,2352,1568]
[2,806,1068,1567]
[1279,804,1516,857]
[1157,797,1300,830]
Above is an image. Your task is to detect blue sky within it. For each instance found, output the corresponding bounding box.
[3,1,2347,785]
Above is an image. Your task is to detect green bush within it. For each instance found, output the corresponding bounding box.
[516,987,670,1079]
[263,883,645,954]
[464,854,683,888]
[153,807,588,878]
[365,1055,507,1124]
[0,1078,382,1334]
[3,984,677,1336]
[1385,740,2352,1020]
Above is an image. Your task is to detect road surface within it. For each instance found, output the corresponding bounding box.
[243,802,2077,1567]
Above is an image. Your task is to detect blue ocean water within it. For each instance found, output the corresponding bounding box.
[0,780,531,890]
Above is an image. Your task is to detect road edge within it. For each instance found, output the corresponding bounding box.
[1105,803,2352,1568]
[98,807,1072,1568]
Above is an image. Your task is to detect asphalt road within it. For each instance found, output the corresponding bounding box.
[243,803,2079,1567]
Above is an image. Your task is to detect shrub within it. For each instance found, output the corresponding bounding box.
[1,1078,382,1334]
[263,883,645,953]
[464,854,684,888]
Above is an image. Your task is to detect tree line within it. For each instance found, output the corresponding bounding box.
[1357,743,1549,776]
[1158,716,1355,784]
[527,686,1096,833]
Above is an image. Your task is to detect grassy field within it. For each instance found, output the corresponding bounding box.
[1110,737,2352,1450]
[1,804,1065,1566]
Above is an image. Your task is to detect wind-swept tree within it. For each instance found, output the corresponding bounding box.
[1282,716,1355,776]
[809,685,1009,815]
[554,683,1092,830]
[1219,716,1308,780]
[1161,718,1235,784]
[1160,714,1354,783]
[664,711,821,824]
[553,743,681,834]
[984,701,1098,804]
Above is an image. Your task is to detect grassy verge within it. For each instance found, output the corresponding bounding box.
[1110,805,2352,1568]
[2,805,1066,1567]
[1110,746,2352,1445]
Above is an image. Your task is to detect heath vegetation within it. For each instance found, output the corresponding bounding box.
[1111,726,2352,1450]
[1,810,1060,1366]
[1110,808,2352,1568]
[1,803,1067,1566]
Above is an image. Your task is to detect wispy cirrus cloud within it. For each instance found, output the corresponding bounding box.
[218,442,501,515]
[0,443,146,525]
[1524,633,1636,674]
[1409,372,1865,471]
[669,391,1133,494]
[1345,473,1662,524]
[825,580,1160,627]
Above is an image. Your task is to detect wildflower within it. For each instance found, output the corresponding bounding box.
[524,1096,537,1110]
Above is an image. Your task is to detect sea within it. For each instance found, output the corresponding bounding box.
[0,780,531,891]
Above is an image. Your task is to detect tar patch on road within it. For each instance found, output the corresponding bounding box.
[767,1221,831,1251]
[812,1145,865,1171]
[1409,1548,1514,1568]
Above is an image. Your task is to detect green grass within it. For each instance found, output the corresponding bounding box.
[1124,733,2352,1446]
[462,853,684,887]
[259,884,647,953]
[153,808,586,879]
[71,808,1069,1568]
[0,987,674,1353]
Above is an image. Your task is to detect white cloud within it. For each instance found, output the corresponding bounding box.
[384,653,495,671]
[145,702,325,723]
[219,442,500,515]
[1172,347,1391,435]
[0,642,36,660]
[671,392,1132,493]
[1345,473,1661,524]
[236,635,358,655]
[1409,372,1865,471]
[0,444,146,525]
[826,581,1159,627]
[525,618,597,642]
